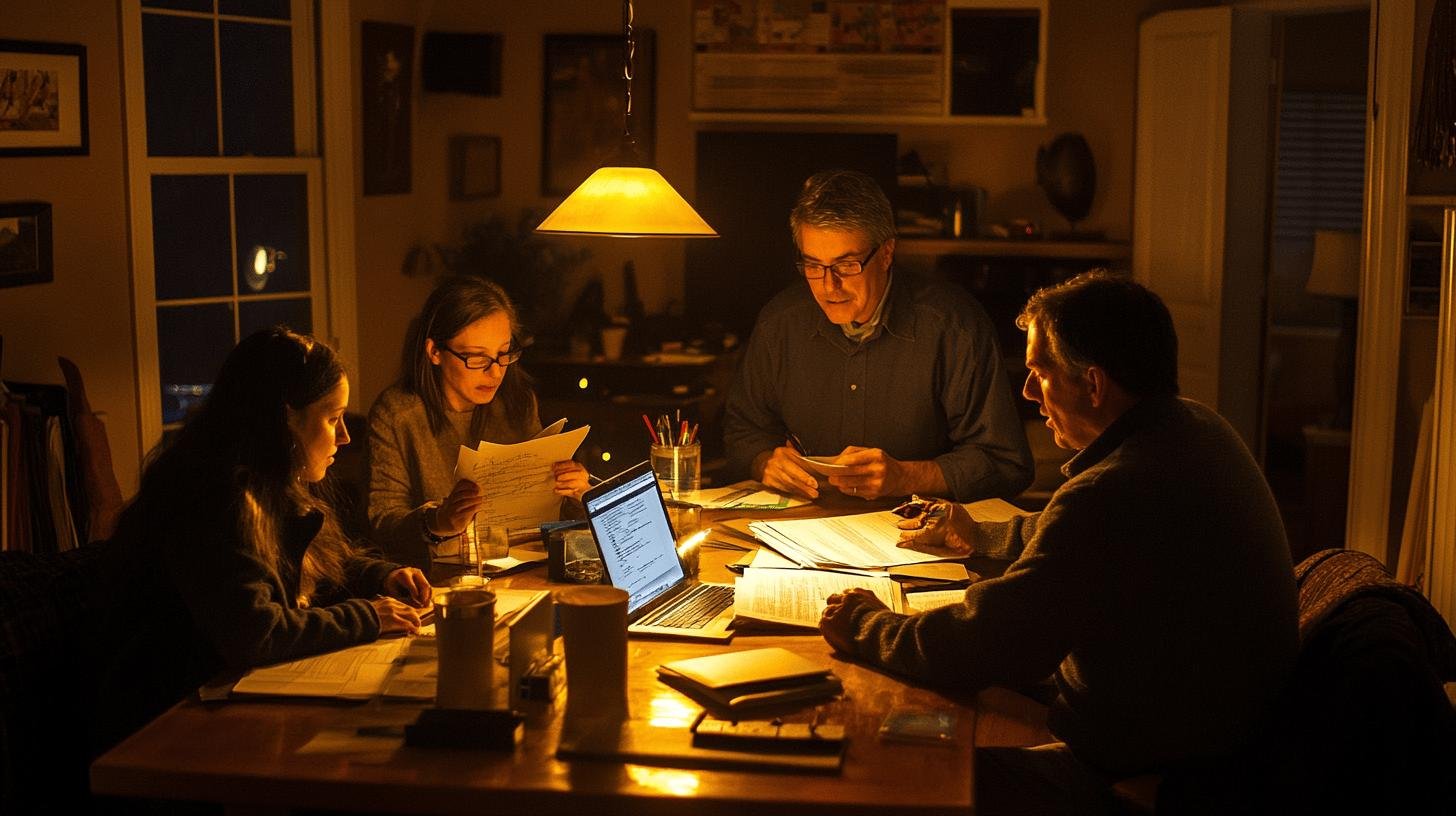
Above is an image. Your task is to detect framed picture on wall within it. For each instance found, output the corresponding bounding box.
[541,31,655,196]
[0,201,54,289]
[0,39,88,156]
[361,22,414,196]
[449,134,501,200]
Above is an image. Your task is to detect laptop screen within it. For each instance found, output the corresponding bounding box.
[583,464,686,616]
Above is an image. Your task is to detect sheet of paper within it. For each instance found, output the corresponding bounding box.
[750,510,962,569]
[534,417,569,438]
[788,452,853,475]
[964,498,1032,523]
[232,637,410,699]
[680,480,809,510]
[905,589,969,614]
[454,424,590,529]
[734,568,903,629]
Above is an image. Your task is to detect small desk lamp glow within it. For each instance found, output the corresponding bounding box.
[535,0,717,239]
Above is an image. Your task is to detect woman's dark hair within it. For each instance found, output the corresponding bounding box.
[116,327,356,598]
[1017,270,1180,397]
[399,275,534,435]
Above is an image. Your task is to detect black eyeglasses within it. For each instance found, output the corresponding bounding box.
[440,339,527,370]
[795,243,881,280]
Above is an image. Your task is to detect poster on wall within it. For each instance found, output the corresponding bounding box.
[0,39,88,156]
[361,22,413,196]
[690,0,1044,122]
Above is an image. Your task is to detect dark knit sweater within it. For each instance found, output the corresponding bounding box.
[839,396,1299,774]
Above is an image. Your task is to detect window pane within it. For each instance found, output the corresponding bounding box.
[240,297,311,340]
[157,303,234,424]
[220,0,290,20]
[143,0,213,11]
[143,13,219,156]
[220,20,294,156]
[152,175,232,299]
[234,174,309,294]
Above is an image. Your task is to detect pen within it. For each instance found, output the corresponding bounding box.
[641,413,660,444]
[787,432,807,455]
[679,420,690,445]
[688,422,699,444]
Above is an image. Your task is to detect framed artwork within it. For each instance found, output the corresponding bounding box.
[541,31,655,196]
[0,39,88,156]
[361,21,414,196]
[0,201,54,289]
[449,134,501,200]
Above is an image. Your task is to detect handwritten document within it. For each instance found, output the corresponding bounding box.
[454,422,590,529]
[734,567,903,629]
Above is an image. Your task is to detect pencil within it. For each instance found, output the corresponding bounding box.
[641,413,660,444]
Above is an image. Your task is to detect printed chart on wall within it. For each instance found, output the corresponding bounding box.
[691,0,946,116]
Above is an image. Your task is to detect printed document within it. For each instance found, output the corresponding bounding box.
[748,499,1028,569]
[454,422,589,529]
[733,567,903,629]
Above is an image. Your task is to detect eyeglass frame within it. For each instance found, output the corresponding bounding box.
[438,338,530,370]
[794,242,883,280]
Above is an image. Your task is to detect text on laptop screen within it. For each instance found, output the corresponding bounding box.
[584,468,686,615]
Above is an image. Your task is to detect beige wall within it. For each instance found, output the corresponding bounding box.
[349,0,1182,409]
[0,0,140,492]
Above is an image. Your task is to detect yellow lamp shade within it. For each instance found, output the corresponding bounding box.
[535,166,718,238]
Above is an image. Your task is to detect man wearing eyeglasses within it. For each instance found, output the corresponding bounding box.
[724,169,1033,502]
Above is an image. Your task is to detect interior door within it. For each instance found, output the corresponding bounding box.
[1134,7,1270,448]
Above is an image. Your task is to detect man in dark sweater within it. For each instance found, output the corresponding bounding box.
[820,271,1299,814]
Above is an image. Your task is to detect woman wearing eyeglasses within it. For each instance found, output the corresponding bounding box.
[367,275,590,569]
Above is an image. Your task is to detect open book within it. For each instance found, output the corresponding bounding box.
[227,589,548,700]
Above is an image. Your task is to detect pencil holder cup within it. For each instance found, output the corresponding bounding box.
[650,442,701,498]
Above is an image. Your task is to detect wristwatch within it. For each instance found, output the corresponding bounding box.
[421,505,453,544]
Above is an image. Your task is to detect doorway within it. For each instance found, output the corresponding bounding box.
[1260,9,1370,564]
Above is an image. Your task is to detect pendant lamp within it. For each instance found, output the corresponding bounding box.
[535,0,717,238]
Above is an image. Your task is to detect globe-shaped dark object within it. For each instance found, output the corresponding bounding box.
[1036,132,1096,229]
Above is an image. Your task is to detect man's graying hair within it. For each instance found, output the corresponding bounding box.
[1017,270,1180,398]
[789,169,896,247]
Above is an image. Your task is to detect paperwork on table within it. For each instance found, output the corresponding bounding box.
[680,480,811,510]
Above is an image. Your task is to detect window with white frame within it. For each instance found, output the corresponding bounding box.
[122,0,324,446]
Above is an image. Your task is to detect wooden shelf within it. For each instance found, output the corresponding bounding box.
[896,237,1131,260]
[1407,195,1456,207]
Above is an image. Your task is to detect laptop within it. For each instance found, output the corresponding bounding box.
[582,461,736,642]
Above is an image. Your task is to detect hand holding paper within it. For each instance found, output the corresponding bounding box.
[454,423,590,529]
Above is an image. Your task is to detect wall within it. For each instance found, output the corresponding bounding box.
[348,0,1189,409]
[0,0,140,492]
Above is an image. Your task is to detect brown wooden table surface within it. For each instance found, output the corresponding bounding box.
[91,496,1052,815]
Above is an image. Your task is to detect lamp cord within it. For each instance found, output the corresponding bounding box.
[622,0,636,141]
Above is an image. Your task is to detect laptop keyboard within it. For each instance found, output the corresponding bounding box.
[638,584,734,630]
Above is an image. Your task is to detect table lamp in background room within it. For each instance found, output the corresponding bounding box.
[1306,229,1362,428]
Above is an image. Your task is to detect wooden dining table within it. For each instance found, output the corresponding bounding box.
[90,495,1053,815]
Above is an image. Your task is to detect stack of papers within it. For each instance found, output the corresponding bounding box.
[679,480,810,510]
[452,418,589,532]
[229,589,549,701]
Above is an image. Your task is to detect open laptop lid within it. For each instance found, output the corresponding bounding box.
[582,461,688,618]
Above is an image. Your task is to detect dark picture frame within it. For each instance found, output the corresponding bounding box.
[0,39,88,156]
[541,31,655,197]
[449,134,501,200]
[0,201,54,289]
[361,21,414,196]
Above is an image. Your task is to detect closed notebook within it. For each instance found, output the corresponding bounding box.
[656,647,842,714]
